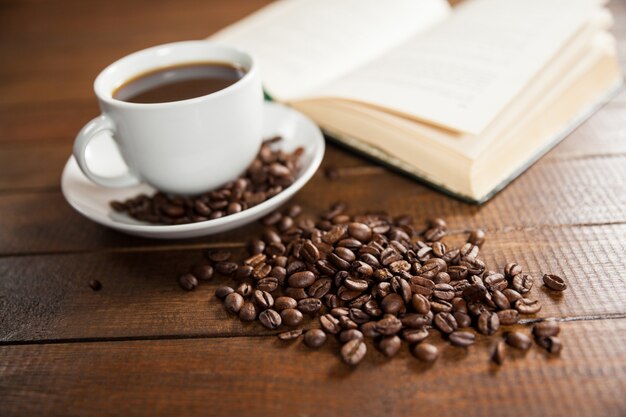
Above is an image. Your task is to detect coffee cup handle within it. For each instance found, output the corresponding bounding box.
[73,114,140,188]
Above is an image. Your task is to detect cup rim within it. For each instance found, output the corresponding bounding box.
[94,40,258,109]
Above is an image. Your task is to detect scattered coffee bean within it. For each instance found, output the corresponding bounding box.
[274,296,297,311]
[341,339,367,365]
[543,274,567,291]
[224,292,244,314]
[281,308,303,327]
[533,320,561,338]
[412,343,438,363]
[278,329,302,340]
[191,264,214,281]
[178,273,198,291]
[536,336,563,354]
[378,335,402,357]
[514,298,542,314]
[339,329,364,343]
[449,331,476,347]
[178,204,572,366]
[505,331,532,351]
[493,340,506,365]
[239,302,258,322]
[304,329,327,348]
[496,309,520,325]
[215,286,234,299]
[259,309,282,329]
[89,280,102,291]
[477,311,500,335]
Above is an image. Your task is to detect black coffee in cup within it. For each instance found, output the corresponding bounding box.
[113,61,246,104]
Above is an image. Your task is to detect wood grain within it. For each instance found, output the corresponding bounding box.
[1,225,624,342]
[1,319,625,417]
[0,152,624,255]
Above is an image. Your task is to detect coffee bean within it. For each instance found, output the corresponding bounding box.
[533,320,561,338]
[216,261,238,275]
[284,287,308,300]
[304,329,327,348]
[215,286,234,299]
[348,222,373,242]
[257,277,279,293]
[430,299,453,313]
[462,283,487,302]
[433,283,455,301]
[301,240,320,263]
[381,293,405,315]
[320,313,341,334]
[259,309,282,329]
[288,271,316,288]
[449,331,475,347]
[536,336,563,354]
[341,339,367,365]
[504,262,522,278]
[236,282,253,297]
[339,329,364,343]
[253,290,274,310]
[224,292,244,314]
[361,321,382,338]
[298,298,323,314]
[375,315,403,335]
[505,331,532,351]
[278,329,302,341]
[239,302,258,322]
[344,277,369,292]
[434,312,458,334]
[453,311,472,328]
[543,274,567,291]
[512,274,533,294]
[408,294,429,315]
[307,278,332,298]
[274,296,297,311]
[281,308,303,326]
[496,309,520,325]
[412,343,438,363]
[468,229,486,246]
[492,290,511,310]
[492,340,506,365]
[378,335,402,357]
[410,276,435,297]
[514,298,542,314]
[402,328,429,344]
[89,280,102,291]
[248,238,265,255]
[235,265,253,281]
[477,311,500,335]
[178,273,198,291]
[206,250,231,263]
[191,264,214,281]
[502,288,523,304]
[484,273,507,292]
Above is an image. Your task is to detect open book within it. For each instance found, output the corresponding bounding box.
[210,0,623,202]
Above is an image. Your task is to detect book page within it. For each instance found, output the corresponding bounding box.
[316,0,598,134]
[208,0,450,100]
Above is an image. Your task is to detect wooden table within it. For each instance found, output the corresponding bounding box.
[1,1,625,416]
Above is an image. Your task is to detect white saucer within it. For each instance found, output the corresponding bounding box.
[61,102,325,239]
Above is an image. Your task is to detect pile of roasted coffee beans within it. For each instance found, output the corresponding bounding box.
[110,136,303,225]
[179,203,567,365]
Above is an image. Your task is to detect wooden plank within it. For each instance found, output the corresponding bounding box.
[0,0,271,107]
[1,151,625,255]
[1,319,625,417]
[1,224,624,342]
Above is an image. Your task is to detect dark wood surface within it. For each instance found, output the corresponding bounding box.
[1,1,625,416]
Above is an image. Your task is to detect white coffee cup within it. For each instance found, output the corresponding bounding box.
[73,41,263,195]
